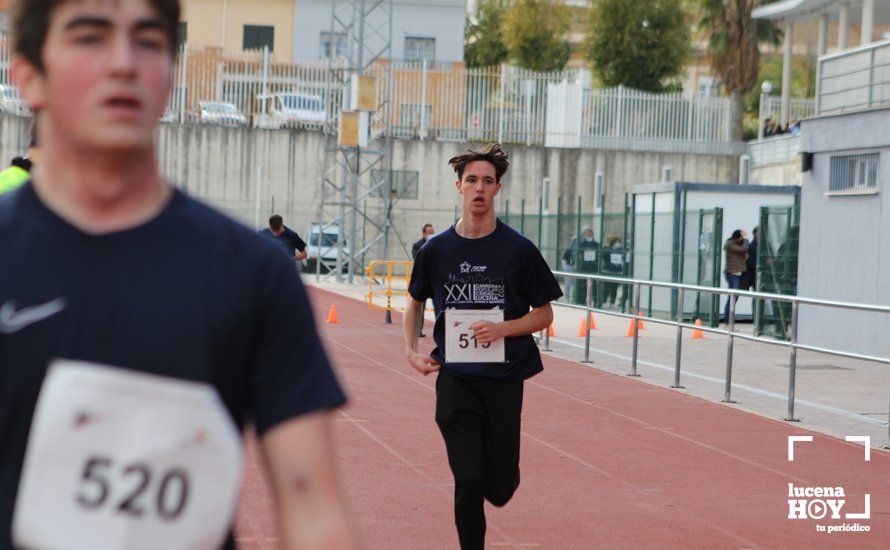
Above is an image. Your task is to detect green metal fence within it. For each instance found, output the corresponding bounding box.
[491,193,798,329]
[755,205,800,340]
[492,196,734,319]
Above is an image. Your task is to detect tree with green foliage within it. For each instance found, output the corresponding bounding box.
[503,0,571,72]
[464,0,510,68]
[585,0,691,92]
[698,0,781,140]
[742,53,816,138]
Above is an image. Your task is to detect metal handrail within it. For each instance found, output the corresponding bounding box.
[545,270,890,434]
[552,271,890,314]
[817,39,890,115]
[818,38,890,62]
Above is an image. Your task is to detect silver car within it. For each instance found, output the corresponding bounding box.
[196,101,247,127]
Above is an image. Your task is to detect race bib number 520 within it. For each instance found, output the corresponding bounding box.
[445,309,506,364]
[13,360,242,550]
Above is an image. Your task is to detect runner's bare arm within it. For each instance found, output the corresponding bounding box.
[261,411,360,549]
[471,303,553,344]
[404,297,440,375]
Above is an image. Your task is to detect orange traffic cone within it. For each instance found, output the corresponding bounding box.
[625,318,640,337]
[577,315,598,336]
[325,305,341,324]
[690,318,705,339]
[637,311,646,330]
[548,322,557,338]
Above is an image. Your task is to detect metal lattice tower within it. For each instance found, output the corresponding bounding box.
[317,0,398,283]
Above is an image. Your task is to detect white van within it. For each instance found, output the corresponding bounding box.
[304,223,350,273]
[255,93,326,129]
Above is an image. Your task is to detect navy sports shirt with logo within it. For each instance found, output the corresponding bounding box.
[260,226,307,258]
[0,183,346,549]
[408,220,563,379]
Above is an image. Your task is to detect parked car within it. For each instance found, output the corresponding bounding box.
[255,93,326,129]
[194,101,247,127]
[159,108,178,124]
[303,223,350,274]
[0,85,31,117]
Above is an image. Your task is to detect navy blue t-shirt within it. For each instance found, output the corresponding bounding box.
[0,183,345,549]
[408,219,563,380]
[260,226,306,258]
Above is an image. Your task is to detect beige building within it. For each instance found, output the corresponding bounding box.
[181,0,296,61]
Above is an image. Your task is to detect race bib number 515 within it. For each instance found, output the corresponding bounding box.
[13,360,242,550]
[445,309,506,364]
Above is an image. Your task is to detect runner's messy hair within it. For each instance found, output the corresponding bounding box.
[11,0,181,72]
[448,143,510,183]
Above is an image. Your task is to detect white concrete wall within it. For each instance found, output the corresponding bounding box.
[798,108,890,359]
[293,0,466,62]
[751,161,802,186]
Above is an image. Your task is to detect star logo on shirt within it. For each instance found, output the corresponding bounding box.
[459,262,472,274]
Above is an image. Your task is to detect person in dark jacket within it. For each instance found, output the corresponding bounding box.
[741,227,758,291]
[723,229,749,323]
[601,235,624,308]
[571,226,600,305]
[412,223,434,259]
[411,223,435,336]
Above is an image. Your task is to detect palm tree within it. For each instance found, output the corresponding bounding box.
[698,0,781,140]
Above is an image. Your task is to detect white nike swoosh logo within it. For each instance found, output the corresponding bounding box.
[0,298,67,334]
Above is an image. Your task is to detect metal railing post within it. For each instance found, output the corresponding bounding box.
[420,59,429,138]
[384,263,393,324]
[630,282,642,377]
[261,46,270,116]
[672,288,685,388]
[543,325,551,352]
[583,278,593,363]
[178,46,189,123]
[497,64,506,144]
[867,48,875,108]
[723,290,737,403]
[885,391,890,449]
[785,301,800,421]
[520,199,526,235]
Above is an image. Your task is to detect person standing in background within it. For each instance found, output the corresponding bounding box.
[0,130,39,195]
[412,223,435,337]
[723,229,749,323]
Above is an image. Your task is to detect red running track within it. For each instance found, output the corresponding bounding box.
[235,287,890,549]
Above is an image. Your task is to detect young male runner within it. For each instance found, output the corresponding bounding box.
[0,1,356,548]
[404,144,562,549]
